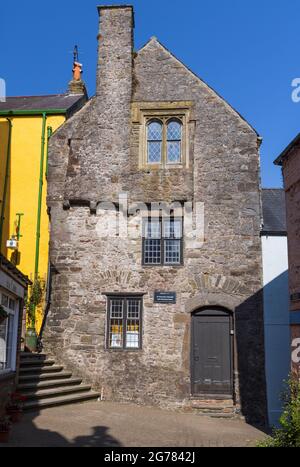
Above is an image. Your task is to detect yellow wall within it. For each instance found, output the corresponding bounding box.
[0,114,65,332]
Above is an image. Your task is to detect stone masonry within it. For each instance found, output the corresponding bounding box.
[44,5,267,423]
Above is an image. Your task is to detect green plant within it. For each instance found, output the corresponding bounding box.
[258,376,300,447]
[25,277,45,328]
[0,305,8,321]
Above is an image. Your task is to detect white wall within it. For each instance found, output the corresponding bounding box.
[262,235,290,427]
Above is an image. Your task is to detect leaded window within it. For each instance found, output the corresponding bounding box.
[167,120,182,164]
[107,296,142,350]
[147,120,163,164]
[146,118,183,166]
[143,218,183,266]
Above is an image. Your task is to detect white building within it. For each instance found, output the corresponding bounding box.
[261,189,290,426]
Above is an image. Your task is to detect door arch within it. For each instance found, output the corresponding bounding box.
[191,307,234,396]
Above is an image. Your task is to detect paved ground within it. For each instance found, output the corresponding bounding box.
[2,401,268,447]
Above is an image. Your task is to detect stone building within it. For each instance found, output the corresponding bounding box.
[43,5,267,422]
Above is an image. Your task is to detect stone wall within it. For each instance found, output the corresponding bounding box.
[44,6,267,423]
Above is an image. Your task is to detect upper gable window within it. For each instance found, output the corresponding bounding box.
[146,117,183,167]
[132,101,192,170]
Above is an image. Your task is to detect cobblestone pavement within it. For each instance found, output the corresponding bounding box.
[2,401,268,447]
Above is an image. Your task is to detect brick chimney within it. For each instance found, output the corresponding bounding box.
[68,60,87,95]
[96,5,134,103]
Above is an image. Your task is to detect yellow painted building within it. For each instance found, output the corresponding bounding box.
[0,94,86,332]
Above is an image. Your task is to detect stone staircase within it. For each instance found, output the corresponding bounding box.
[18,352,100,411]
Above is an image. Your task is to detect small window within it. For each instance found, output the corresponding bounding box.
[147,120,163,164]
[143,218,183,266]
[167,119,182,164]
[107,297,142,350]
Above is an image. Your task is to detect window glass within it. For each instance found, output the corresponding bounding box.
[108,297,142,350]
[109,300,123,348]
[147,121,163,164]
[143,218,183,266]
[167,120,182,164]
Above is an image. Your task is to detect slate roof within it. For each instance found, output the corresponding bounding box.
[0,254,32,286]
[261,189,287,235]
[0,94,87,116]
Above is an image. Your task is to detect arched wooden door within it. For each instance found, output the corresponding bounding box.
[191,308,233,396]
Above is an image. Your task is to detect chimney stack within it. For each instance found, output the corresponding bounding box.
[68,48,87,95]
[96,5,134,102]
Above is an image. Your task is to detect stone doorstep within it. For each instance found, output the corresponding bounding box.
[190,399,234,410]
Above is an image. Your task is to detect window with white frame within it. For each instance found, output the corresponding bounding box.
[0,290,18,373]
[107,296,142,350]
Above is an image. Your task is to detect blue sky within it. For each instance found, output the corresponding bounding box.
[1,0,300,188]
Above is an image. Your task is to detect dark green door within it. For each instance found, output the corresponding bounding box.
[191,309,233,395]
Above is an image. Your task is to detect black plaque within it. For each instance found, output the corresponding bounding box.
[154,291,177,304]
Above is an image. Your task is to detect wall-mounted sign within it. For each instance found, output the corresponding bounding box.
[154,291,177,304]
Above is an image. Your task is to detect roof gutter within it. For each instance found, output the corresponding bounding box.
[274,132,300,166]
[0,109,67,117]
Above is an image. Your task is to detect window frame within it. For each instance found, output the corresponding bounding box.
[146,117,184,167]
[0,289,19,375]
[142,217,184,267]
[106,295,143,351]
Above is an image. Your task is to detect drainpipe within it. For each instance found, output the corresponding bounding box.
[31,112,47,319]
[0,118,12,254]
[45,126,53,179]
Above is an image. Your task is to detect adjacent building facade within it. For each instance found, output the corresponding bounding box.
[0,90,87,333]
[43,5,267,422]
[275,135,300,376]
[0,254,31,417]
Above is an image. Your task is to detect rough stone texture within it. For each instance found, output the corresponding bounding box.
[44,6,267,423]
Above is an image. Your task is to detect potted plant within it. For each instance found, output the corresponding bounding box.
[25,278,45,352]
[0,416,12,443]
[6,393,26,423]
[0,304,8,325]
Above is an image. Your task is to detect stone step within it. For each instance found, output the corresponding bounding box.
[190,399,234,410]
[20,352,47,360]
[19,371,73,383]
[195,412,237,419]
[24,384,92,401]
[19,365,64,374]
[18,378,83,392]
[20,359,55,367]
[23,391,100,411]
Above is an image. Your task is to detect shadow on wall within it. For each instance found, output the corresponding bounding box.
[235,287,268,425]
[236,272,290,427]
[0,120,11,256]
[1,408,122,447]
[263,270,290,427]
